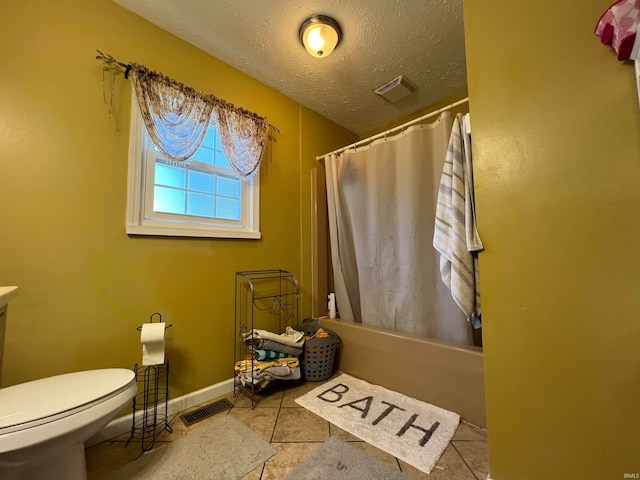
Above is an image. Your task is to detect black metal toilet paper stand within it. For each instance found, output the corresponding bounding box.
[126,313,173,452]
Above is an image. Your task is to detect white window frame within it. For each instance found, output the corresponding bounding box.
[125,96,261,239]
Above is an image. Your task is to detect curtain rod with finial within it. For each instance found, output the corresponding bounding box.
[94,50,279,133]
[96,50,131,78]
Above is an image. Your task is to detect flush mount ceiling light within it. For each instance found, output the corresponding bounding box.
[299,15,342,58]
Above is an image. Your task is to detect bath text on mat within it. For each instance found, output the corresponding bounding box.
[317,383,440,447]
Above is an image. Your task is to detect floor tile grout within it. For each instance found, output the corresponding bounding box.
[450,441,481,480]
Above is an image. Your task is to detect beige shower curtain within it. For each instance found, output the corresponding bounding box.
[326,111,473,345]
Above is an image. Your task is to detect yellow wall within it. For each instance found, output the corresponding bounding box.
[465,1,640,478]
[0,0,356,395]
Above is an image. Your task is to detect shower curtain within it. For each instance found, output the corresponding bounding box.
[326,111,473,345]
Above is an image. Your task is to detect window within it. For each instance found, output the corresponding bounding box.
[126,98,260,238]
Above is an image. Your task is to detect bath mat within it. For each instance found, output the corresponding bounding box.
[295,373,459,474]
[104,415,276,479]
[284,436,408,479]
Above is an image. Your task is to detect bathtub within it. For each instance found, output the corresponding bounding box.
[310,167,485,427]
[318,318,486,428]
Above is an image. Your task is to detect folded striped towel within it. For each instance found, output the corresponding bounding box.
[249,347,290,361]
[433,113,484,324]
[255,339,303,356]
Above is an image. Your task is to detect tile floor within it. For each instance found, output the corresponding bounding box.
[86,376,489,479]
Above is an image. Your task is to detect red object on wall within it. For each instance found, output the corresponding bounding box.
[595,0,640,60]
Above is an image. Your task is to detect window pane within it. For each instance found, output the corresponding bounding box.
[202,127,215,149]
[217,197,241,220]
[188,170,216,194]
[187,192,215,217]
[154,186,185,214]
[155,163,186,188]
[217,176,241,198]
[214,129,224,151]
[191,147,214,165]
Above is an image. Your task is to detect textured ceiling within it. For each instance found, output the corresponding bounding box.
[113,0,467,135]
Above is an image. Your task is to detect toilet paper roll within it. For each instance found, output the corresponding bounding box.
[141,322,166,366]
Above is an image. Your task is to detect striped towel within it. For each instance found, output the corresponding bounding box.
[433,114,484,324]
[249,347,290,361]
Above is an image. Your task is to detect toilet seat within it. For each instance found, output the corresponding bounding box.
[0,369,136,435]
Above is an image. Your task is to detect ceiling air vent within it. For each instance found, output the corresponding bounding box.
[374,75,417,103]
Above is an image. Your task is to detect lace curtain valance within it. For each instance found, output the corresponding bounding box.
[130,63,269,177]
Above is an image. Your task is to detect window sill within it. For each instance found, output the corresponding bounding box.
[126,224,261,239]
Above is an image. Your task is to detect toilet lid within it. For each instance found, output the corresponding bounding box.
[0,369,135,434]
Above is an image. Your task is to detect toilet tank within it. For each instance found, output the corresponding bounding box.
[0,286,19,387]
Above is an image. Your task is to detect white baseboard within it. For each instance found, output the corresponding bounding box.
[86,377,234,447]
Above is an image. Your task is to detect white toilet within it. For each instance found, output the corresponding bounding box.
[0,287,137,479]
[0,369,137,479]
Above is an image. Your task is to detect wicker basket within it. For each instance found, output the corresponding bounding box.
[298,319,339,381]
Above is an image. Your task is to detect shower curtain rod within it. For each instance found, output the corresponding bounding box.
[316,97,469,161]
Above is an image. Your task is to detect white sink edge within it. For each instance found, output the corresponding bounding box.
[0,286,19,308]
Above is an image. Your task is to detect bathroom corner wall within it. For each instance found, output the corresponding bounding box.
[0,0,355,396]
[464,0,640,478]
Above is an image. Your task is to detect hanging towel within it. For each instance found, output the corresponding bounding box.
[461,113,483,252]
[433,113,483,325]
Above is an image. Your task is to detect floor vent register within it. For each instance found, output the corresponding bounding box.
[179,398,234,426]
